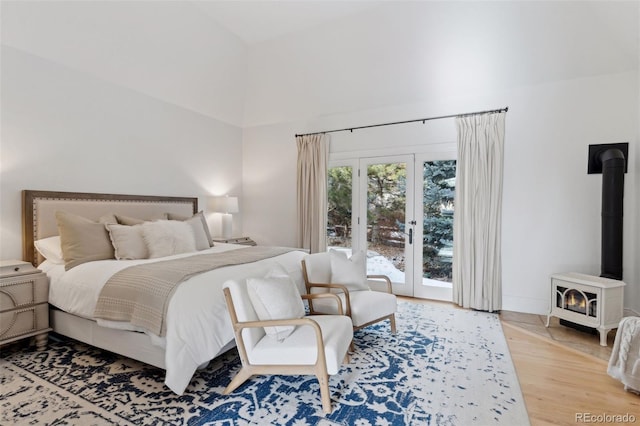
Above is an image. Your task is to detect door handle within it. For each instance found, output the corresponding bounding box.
[409,228,413,245]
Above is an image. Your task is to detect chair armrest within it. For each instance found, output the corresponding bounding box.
[367,274,393,293]
[235,317,321,331]
[305,283,352,316]
[306,282,349,294]
[302,293,344,315]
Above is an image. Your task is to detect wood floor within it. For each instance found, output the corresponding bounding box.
[401,297,640,425]
[502,322,640,425]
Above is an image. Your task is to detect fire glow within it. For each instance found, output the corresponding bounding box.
[566,291,587,312]
[556,286,597,318]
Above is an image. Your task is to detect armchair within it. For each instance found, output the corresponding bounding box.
[301,251,397,334]
[222,277,353,414]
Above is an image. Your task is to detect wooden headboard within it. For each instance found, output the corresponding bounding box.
[22,190,198,266]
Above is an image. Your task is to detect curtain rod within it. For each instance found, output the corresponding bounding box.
[295,106,508,138]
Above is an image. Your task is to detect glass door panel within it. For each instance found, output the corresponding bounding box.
[327,164,354,252]
[360,156,414,296]
[413,158,456,300]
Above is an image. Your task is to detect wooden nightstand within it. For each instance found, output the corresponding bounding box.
[0,260,51,350]
[212,236,257,246]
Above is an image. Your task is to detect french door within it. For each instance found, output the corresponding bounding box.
[327,154,456,300]
[412,154,456,300]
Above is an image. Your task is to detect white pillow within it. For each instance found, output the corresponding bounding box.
[329,250,370,291]
[105,224,149,260]
[34,236,64,264]
[247,271,305,342]
[141,220,197,258]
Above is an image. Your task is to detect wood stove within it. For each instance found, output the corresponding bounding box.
[547,272,625,346]
[549,143,629,346]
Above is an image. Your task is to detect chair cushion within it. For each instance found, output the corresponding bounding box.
[248,315,353,375]
[329,250,369,291]
[311,290,397,328]
[247,275,305,341]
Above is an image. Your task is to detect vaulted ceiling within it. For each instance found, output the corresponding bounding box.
[2,1,637,127]
[191,1,382,45]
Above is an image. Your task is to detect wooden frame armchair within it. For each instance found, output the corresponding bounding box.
[222,280,353,414]
[301,252,397,334]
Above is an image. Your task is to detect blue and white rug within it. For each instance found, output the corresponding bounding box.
[0,301,529,425]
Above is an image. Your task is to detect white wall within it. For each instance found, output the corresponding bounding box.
[242,1,640,314]
[0,1,248,260]
[1,1,248,126]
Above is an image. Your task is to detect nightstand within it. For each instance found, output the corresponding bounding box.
[212,236,257,246]
[0,260,51,350]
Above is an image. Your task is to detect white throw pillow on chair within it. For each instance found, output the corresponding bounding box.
[247,271,305,342]
[329,250,370,291]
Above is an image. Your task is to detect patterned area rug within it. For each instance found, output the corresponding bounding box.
[0,301,529,425]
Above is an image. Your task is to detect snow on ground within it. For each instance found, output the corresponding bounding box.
[330,247,407,283]
[330,247,453,288]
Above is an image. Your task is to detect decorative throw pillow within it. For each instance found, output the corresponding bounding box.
[115,213,168,226]
[140,220,197,258]
[247,270,305,342]
[329,250,370,291]
[167,211,213,249]
[55,211,116,270]
[34,236,64,264]
[105,223,149,260]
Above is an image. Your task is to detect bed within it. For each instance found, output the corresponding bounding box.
[22,190,307,395]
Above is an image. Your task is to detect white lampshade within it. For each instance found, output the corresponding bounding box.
[210,196,239,238]
[211,196,239,214]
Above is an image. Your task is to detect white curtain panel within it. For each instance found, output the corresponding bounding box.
[296,134,330,253]
[452,112,506,312]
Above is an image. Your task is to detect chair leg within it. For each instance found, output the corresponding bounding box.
[390,314,397,334]
[223,367,253,395]
[317,372,332,414]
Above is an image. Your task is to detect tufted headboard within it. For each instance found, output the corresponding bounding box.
[22,190,198,266]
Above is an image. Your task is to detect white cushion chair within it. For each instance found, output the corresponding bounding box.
[301,250,397,334]
[222,273,353,414]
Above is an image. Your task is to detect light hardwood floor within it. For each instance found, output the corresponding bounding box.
[401,297,640,425]
[501,318,640,426]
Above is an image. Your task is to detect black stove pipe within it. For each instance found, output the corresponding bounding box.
[599,148,625,280]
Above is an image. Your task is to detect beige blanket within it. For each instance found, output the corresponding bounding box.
[93,246,296,336]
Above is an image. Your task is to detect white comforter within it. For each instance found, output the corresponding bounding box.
[41,243,307,395]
